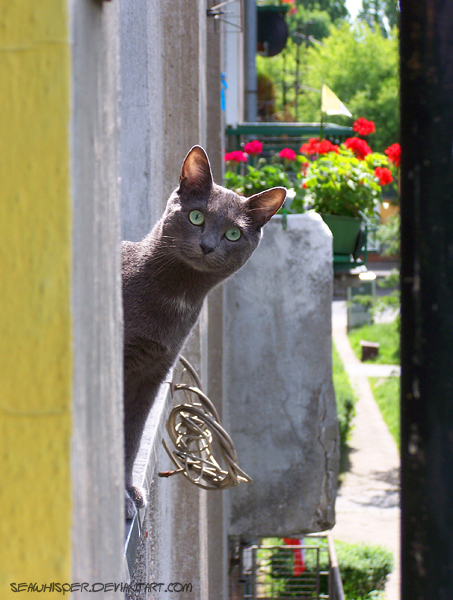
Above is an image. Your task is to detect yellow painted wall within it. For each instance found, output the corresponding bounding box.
[0,1,72,594]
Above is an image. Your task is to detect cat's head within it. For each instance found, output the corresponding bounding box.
[161,146,286,278]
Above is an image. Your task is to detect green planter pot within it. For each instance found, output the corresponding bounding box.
[321,214,363,255]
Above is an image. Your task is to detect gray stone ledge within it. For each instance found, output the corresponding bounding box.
[124,379,173,578]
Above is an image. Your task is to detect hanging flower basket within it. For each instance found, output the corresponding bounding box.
[257,7,289,57]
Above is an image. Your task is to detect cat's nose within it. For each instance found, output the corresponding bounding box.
[200,241,215,255]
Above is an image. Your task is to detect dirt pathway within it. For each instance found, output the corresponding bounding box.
[331,301,400,600]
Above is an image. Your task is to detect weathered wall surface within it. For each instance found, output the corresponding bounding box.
[121,2,225,599]
[224,213,339,537]
[120,0,166,241]
[70,0,125,589]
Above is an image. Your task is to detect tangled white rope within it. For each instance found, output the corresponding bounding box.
[159,356,252,490]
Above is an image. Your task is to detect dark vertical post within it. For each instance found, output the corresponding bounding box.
[294,35,301,122]
[400,2,453,598]
[282,47,288,113]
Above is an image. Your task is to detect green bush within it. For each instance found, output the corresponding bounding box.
[332,343,357,448]
[336,540,393,599]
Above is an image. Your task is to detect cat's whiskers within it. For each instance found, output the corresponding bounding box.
[158,235,179,243]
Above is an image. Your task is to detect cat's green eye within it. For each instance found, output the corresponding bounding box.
[189,210,205,226]
[225,227,241,242]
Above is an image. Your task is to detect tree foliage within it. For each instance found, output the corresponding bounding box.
[286,7,332,42]
[257,22,399,151]
[294,0,348,23]
[358,0,400,33]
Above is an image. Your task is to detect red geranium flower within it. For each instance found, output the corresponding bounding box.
[344,137,372,160]
[224,150,248,163]
[318,140,340,154]
[300,138,319,155]
[374,166,393,186]
[243,140,263,156]
[300,138,339,156]
[279,148,297,161]
[353,117,376,136]
[385,143,401,167]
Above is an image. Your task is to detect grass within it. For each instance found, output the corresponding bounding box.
[369,376,400,450]
[332,342,357,449]
[347,318,400,447]
[348,319,400,365]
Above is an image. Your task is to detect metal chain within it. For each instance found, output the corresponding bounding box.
[159,356,252,490]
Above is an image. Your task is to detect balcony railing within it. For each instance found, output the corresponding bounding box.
[239,532,345,600]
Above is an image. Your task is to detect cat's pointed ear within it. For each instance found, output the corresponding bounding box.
[246,187,287,227]
[179,145,213,195]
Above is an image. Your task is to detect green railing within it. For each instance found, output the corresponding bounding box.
[226,122,352,153]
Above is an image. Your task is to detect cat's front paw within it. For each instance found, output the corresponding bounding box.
[125,485,147,519]
[125,490,137,520]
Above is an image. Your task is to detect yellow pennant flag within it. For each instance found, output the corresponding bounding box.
[321,83,352,117]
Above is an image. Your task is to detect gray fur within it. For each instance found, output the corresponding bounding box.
[122,146,286,518]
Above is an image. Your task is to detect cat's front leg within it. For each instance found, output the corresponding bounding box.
[124,409,148,518]
[123,379,161,518]
[125,489,139,520]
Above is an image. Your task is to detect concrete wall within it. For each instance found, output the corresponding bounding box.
[119,2,226,599]
[120,0,165,241]
[70,0,126,589]
[224,213,339,537]
[206,15,229,600]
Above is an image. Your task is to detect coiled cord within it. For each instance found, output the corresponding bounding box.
[159,356,252,490]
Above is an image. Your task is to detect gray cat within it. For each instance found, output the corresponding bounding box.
[122,145,286,518]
